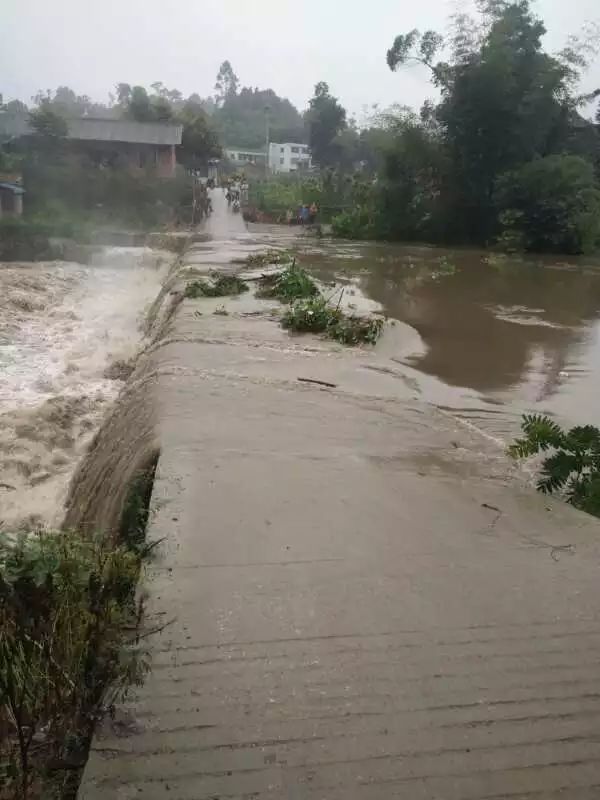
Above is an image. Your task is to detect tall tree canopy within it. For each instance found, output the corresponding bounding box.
[381,0,600,251]
[305,82,347,167]
[215,86,305,149]
[214,61,239,107]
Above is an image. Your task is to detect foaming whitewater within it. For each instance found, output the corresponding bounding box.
[0,247,171,531]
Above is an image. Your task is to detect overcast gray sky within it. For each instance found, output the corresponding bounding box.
[2,0,599,119]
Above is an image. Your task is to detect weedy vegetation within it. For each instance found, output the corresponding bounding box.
[281,296,383,345]
[256,260,318,302]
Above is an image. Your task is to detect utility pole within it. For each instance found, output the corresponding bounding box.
[264,105,270,177]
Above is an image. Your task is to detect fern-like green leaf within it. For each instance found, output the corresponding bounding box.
[521,414,565,451]
[537,450,579,494]
[564,425,600,453]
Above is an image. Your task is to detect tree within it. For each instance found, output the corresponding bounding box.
[126,86,154,122]
[305,82,347,167]
[386,0,597,245]
[28,107,68,139]
[214,61,239,107]
[116,83,132,107]
[496,155,600,253]
[178,101,222,167]
[2,99,28,115]
[215,86,305,148]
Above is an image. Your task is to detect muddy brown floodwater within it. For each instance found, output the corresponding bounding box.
[0,247,170,532]
[290,238,600,445]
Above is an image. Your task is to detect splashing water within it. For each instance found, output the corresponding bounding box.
[0,247,170,531]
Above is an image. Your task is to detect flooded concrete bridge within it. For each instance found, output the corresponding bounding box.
[79,192,600,799]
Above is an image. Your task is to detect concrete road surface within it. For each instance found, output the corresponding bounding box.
[79,193,600,799]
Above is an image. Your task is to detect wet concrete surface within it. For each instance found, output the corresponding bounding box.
[79,192,600,799]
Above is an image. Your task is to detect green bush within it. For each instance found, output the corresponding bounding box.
[185,274,249,298]
[0,530,151,798]
[509,414,600,517]
[331,206,377,240]
[0,218,56,261]
[257,261,318,302]
[21,160,193,231]
[281,296,384,345]
[495,156,600,254]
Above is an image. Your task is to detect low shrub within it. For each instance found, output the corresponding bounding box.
[184,274,249,298]
[257,261,318,302]
[281,296,384,345]
[331,207,377,240]
[509,414,600,517]
[0,219,55,261]
[0,529,152,799]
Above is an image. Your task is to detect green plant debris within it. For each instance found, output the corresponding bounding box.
[244,249,293,268]
[213,305,229,316]
[257,261,319,302]
[281,296,384,345]
[509,414,600,517]
[184,274,249,298]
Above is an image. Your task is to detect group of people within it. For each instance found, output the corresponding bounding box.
[225,177,249,211]
[286,203,319,226]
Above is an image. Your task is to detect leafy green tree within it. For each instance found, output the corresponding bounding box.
[305,82,347,167]
[116,82,132,106]
[216,87,305,148]
[177,101,222,167]
[126,86,154,122]
[28,106,68,139]
[496,155,600,253]
[386,0,597,245]
[214,60,239,107]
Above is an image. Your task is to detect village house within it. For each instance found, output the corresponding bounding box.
[0,180,24,218]
[0,114,183,178]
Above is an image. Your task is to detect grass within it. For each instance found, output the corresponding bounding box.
[281,296,384,345]
[244,250,293,268]
[184,274,249,299]
[257,261,319,302]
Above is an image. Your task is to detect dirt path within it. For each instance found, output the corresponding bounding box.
[79,195,600,799]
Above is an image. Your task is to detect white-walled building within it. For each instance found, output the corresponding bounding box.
[268,142,311,173]
[225,148,266,167]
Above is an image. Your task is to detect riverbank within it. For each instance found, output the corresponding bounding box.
[77,193,600,799]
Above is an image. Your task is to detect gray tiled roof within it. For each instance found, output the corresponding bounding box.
[0,113,182,145]
[67,118,182,145]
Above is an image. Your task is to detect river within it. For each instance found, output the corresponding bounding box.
[295,238,600,445]
[0,247,169,532]
[3,231,600,532]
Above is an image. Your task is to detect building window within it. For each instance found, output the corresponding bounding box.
[280,158,284,165]
[291,146,299,154]
[280,147,284,153]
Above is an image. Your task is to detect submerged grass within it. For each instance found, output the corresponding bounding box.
[281,296,384,345]
[184,274,249,298]
[257,260,318,303]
